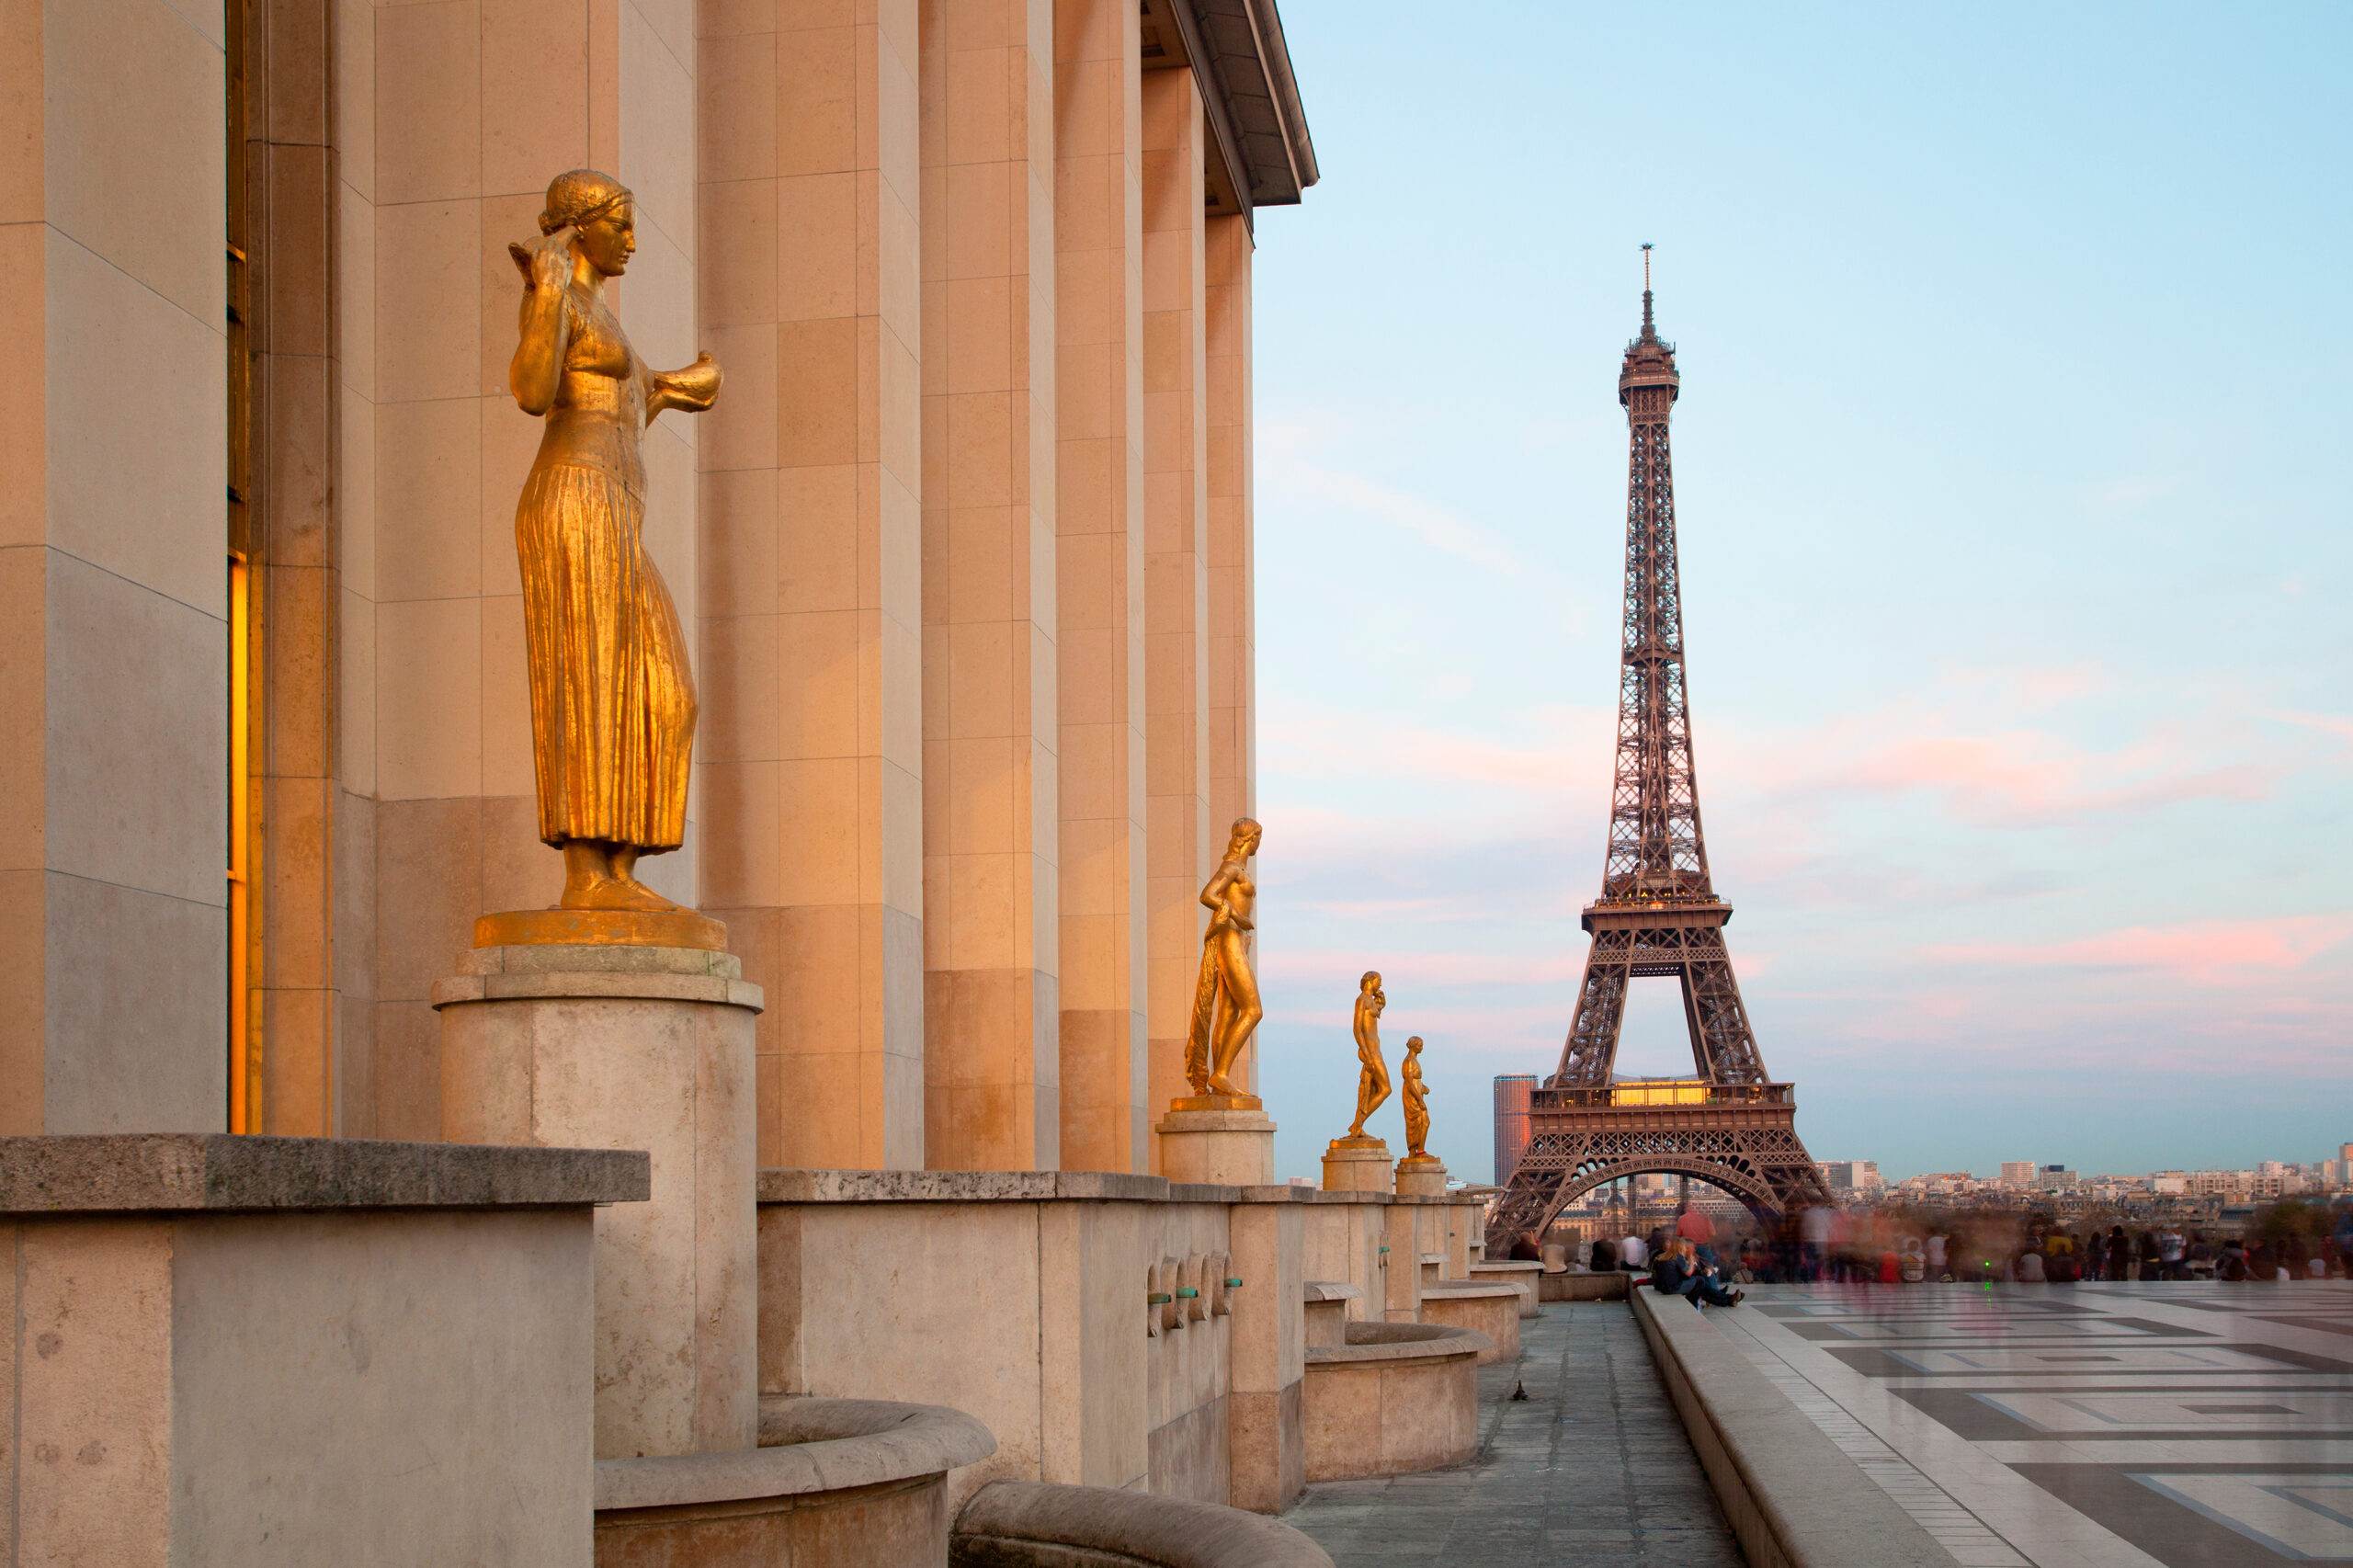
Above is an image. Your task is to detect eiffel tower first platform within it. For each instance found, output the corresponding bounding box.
[1485,258,1831,1255]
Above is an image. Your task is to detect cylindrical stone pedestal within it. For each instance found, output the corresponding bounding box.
[1322,1135,1392,1192]
[1156,1099,1277,1185]
[1394,1156,1447,1198]
[435,942,764,1460]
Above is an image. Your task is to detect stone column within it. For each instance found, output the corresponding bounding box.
[0,0,229,1132]
[1140,66,1212,1145]
[241,0,344,1137]
[1202,213,1255,1092]
[1051,0,1148,1175]
[1227,1192,1305,1513]
[697,0,927,1171]
[437,939,762,1458]
[918,0,1062,1170]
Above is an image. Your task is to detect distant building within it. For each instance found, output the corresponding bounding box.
[1493,1074,1537,1186]
[2039,1165,2079,1190]
[1819,1161,1882,1192]
[2000,1161,2035,1187]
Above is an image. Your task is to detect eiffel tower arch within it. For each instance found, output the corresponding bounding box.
[1486,256,1831,1255]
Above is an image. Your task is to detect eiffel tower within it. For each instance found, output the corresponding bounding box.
[1485,256,1830,1254]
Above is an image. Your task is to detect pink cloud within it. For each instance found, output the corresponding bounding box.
[1720,708,2271,830]
[1267,948,1587,989]
[1927,914,2353,986]
[1260,697,1612,796]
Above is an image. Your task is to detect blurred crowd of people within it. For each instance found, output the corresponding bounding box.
[1560,1195,2353,1285]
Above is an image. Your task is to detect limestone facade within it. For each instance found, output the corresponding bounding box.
[0,0,1313,1180]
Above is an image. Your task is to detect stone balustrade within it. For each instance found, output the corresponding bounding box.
[1415,1281,1523,1363]
[1467,1258,1544,1318]
[0,1134,644,1567]
[1301,1280,1361,1348]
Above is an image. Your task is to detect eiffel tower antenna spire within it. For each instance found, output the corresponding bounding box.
[1641,243,1654,336]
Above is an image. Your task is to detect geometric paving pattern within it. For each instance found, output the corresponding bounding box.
[1717,1283,2353,1567]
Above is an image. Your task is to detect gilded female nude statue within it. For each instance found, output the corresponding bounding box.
[1185,818,1266,1100]
[1400,1036,1432,1161]
[1344,971,1390,1139]
[507,169,720,912]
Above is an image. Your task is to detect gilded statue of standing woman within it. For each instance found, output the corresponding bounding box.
[1400,1036,1431,1161]
[1186,818,1265,1100]
[507,170,719,911]
[1344,971,1389,1139]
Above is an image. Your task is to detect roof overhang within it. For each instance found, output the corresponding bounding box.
[1139,0,1319,227]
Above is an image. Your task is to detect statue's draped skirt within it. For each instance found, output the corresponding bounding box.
[515,460,696,851]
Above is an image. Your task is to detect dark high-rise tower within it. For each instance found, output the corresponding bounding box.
[1484,262,1828,1251]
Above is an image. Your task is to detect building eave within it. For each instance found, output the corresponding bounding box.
[1140,0,1320,228]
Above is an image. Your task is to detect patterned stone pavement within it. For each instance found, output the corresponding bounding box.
[1282,1303,1744,1567]
[1713,1281,2353,1568]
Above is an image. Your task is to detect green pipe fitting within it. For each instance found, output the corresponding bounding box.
[1147,1292,1172,1304]
[1225,1278,1243,1288]
[1176,1287,1199,1299]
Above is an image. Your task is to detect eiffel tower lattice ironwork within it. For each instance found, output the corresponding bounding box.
[1485,261,1830,1254]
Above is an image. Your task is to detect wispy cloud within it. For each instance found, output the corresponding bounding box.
[1927,914,2353,986]
[2269,710,2353,767]
[1258,415,1540,579]
[2083,473,2191,512]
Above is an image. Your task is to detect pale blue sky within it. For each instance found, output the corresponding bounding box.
[1244,4,2353,1183]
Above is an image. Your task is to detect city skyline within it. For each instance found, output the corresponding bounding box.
[1245,3,2353,1184]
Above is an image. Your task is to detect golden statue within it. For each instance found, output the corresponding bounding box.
[1184,818,1265,1102]
[506,169,720,913]
[1400,1036,1432,1161]
[1344,971,1389,1138]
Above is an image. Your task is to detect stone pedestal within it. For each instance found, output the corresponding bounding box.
[435,941,764,1460]
[1321,1135,1392,1192]
[1155,1098,1276,1186]
[1393,1155,1447,1197]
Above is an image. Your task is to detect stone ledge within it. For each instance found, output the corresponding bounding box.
[1631,1287,1960,1568]
[754,1169,1481,1207]
[432,971,765,1010]
[460,942,745,979]
[596,1397,995,1512]
[1303,1320,1491,1366]
[760,1168,1173,1204]
[759,1169,1338,1206]
[953,1479,1335,1568]
[1302,1280,1362,1302]
[0,1135,650,1214]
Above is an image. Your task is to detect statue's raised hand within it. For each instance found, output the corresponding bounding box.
[508,228,577,292]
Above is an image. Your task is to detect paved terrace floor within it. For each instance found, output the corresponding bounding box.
[1717,1281,2353,1568]
[1283,1303,1744,1567]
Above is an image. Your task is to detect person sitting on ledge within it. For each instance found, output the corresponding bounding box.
[1651,1239,1744,1310]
